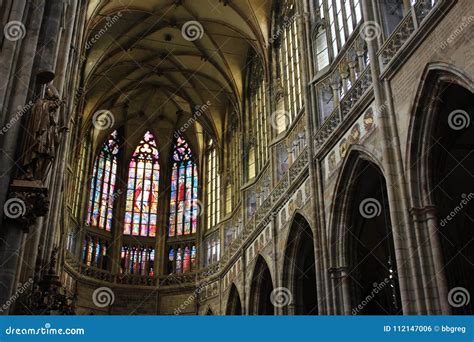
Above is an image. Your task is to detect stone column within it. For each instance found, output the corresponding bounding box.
[35,0,64,83]
[362,0,423,314]
[0,0,45,312]
[295,2,333,315]
[329,266,351,315]
[410,206,450,314]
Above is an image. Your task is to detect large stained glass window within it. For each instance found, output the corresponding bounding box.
[168,135,198,237]
[124,131,160,237]
[87,130,120,231]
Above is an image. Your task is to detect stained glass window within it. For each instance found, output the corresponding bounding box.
[176,247,183,273]
[168,245,196,273]
[191,245,197,270]
[124,131,160,237]
[183,246,191,272]
[120,245,155,276]
[87,130,120,231]
[168,135,198,237]
[82,235,109,270]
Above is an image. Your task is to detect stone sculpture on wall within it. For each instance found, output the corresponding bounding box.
[20,85,66,181]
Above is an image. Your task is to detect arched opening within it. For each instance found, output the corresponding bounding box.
[333,154,402,315]
[429,83,474,314]
[283,214,318,314]
[205,307,214,315]
[226,284,242,315]
[349,161,401,314]
[249,256,274,315]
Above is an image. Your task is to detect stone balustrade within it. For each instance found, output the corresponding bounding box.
[378,0,442,68]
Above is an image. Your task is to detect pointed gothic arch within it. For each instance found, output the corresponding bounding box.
[86,129,121,232]
[249,255,274,315]
[123,131,160,237]
[282,213,318,315]
[226,283,242,315]
[407,63,474,314]
[329,147,402,315]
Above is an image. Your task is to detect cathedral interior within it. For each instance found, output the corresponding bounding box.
[0,0,472,315]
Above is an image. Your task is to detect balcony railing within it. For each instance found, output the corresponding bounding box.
[313,23,371,152]
[314,63,372,151]
[378,0,442,69]
[64,251,196,287]
[218,147,309,268]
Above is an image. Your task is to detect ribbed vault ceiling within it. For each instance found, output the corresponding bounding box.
[82,0,272,155]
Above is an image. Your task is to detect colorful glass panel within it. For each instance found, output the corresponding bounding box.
[124,131,160,237]
[176,247,183,273]
[168,135,198,236]
[87,130,120,231]
[191,245,197,271]
[183,246,190,272]
[120,245,155,276]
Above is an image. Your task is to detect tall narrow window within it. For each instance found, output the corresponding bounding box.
[314,1,330,71]
[252,77,268,167]
[87,130,120,231]
[247,146,256,179]
[124,131,160,237]
[315,28,330,71]
[225,183,232,215]
[318,0,363,59]
[206,140,220,229]
[279,14,303,124]
[169,135,198,237]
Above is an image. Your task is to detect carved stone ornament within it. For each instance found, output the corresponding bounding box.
[3,180,49,231]
[273,77,285,104]
[15,247,75,315]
